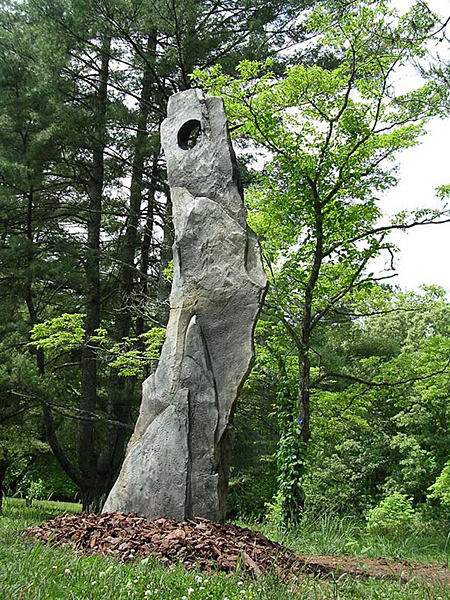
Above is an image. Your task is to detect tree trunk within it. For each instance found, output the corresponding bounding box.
[114,30,157,340]
[298,349,311,444]
[78,35,110,507]
[0,460,8,513]
[136,155,158,338]
[297,193,323,443]
[278,192,323,519]
[156,190,174,325]
[81,484,106,513]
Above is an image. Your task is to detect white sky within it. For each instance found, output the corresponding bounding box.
[379,118,450,292]
[375,0,450,292]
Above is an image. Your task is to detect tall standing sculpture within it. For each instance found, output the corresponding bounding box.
[103,89,267,522]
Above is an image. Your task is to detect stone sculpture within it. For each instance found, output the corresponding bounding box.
[103,89,267,522]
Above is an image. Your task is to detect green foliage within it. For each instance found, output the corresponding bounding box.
[0,426,48,464]
[104,329,166,377]
[366,493,418,537]
[275,427,307,523]
[25,479,47,503]
[1,0,450,531]
[264,377,307,523]
[162,260,174,282]
[30,314,85,353]
[227,372,278,519]
[30,313,166,377]
[244,282,450,520]
[0,418,49,501]
[264,490,290,532]
[13,456,78,502]
[304,287,450,514]
[428,462,450,509]
[194,0,449,519]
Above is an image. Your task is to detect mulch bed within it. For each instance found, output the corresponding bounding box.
[26,512,450,585]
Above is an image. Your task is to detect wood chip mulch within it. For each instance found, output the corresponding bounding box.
[26,512,302,577]
[26,512,450,585]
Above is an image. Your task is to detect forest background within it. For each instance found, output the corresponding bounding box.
[2,0,450,533]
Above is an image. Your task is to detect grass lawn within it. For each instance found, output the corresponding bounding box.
[1,498,450,599]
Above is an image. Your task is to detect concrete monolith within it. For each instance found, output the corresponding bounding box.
[103,89,267,522]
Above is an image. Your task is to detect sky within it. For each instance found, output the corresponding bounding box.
[379,117,450,292]
[374,0,450,293]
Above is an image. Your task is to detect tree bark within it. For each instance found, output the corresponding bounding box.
[278,190,324,518]
[114,30,157,340]
[79,35,110,511]
[297,192,323,444]
[136,154,158,338]
[0,459,8,513]
[156,190,174,325]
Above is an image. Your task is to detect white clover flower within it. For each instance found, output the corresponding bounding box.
[52,566,57,570]
[195,575,202,583]
[144,591,152,597]
[181,596,188,600]
[64,569,71,576]
[237,580,243,586]
[187,588,194,595]
[91,581,97,585]
[99,571,106,578]
[199,587,205,591]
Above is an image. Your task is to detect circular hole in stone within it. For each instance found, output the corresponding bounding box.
[177,119,202,150]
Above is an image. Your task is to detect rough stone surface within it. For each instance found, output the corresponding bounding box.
[103,89,268,522]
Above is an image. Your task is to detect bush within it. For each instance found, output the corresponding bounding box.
[366,493,418,537]
[428,462,450,509]
[25,478,47,506]
[264,489,286,531]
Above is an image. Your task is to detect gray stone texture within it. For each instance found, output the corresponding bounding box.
[103,89,267,522]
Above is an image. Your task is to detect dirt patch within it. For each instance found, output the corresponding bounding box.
[304,554,450,585]
[27,512,450,585]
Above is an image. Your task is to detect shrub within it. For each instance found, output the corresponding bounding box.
[264,489,286,531]
[25,478,47,506]
[428,462,450,509]
[366,492,418,537]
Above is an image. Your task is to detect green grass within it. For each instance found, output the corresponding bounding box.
[1,499,450,599]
